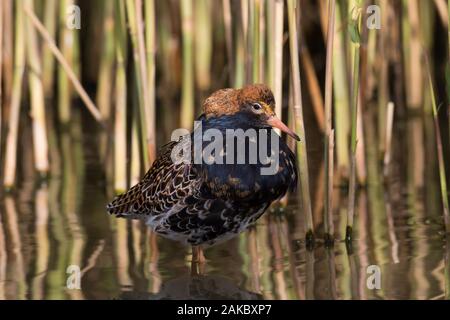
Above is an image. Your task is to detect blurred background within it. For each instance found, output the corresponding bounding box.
[0,0,449,299]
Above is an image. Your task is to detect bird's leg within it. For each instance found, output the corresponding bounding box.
[191,246,206,275]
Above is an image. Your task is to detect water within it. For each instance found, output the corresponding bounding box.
[0,113,448,300]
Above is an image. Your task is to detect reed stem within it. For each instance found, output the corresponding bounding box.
[144,0,156,164]
[114,0,127,193]
[23,5,102,122]
[180,0,195,129]
[194,0,212,90]
[324,0,336,243]
[96,0,115,121]
[25,0,49,177]
[425,54,450,232]
[42,0,57,97]
[3,1,26,189]
[383,102,395,177]
[287,0,314,242]
[346,3,362,242]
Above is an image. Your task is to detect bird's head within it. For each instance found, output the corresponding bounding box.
[203,84,300,141]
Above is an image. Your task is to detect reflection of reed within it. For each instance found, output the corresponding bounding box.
[283,217,304,300]
[0,206,7,299]
[305,248,315,300]
[326,248,338,299]
[114,219,132,289]
[247,227,261,293]
[144,230,161,294]
[4,197,27,299]
[61,115,86,300]
[32,186,50,300]
[268,215,287,300]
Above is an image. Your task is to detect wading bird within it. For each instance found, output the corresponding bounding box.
[107,84,298,274]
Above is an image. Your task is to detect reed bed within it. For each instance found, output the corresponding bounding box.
[0,0,448,246]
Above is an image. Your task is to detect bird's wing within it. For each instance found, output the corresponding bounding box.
[106,138,200,218]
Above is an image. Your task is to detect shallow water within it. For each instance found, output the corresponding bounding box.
[0,113,449,300]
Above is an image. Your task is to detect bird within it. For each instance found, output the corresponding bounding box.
[106,84,298,273]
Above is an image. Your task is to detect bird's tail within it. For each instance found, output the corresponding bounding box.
[106,182,146,218]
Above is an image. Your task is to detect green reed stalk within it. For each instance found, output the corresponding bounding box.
[58,0,73,124]
[287,0,314,243]
[194,0,212,91]
[3,1,25,189]
[180,0,195,129]
[135,0,155,166]
[96,0,115,121]
[425,55,450,232]
[324,0,336,244]
[346,3,361,242]
[25,0,49,178]
[114,0,127,193]
[42,0,57,97]
[24,5,102,122]
[333,0,350,181]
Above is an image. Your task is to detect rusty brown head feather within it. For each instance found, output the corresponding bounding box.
[203,84,275,117]
[202,84,299,140]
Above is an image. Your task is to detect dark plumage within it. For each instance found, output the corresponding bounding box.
[107,84,298,248]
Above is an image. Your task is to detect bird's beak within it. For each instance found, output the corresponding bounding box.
[267,116,300,141]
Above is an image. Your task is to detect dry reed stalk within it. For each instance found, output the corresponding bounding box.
[273,0,283,122]
[194,0,212,90]
[223,0,233,83]
[324,0,336,244]
[135,0,155,165]
[125,0,149,169]
[23,5,102,122]
[287,0,314,243]
[180,0,195,129]
[0,0,3,153]
[96,0,115,121]
[130,113,141,186]
[3,1,26,189]
[383,102,395,177]
[42,0,57,96]
[2,0,13,114]
[433,0,448,27]
[114,0,127,193]
[145,0,156,164]
[325,130,335,244]
[300,43,325,133]
[25,0,49,177]
[405,0,423,109]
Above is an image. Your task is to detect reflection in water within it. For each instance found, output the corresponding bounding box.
[118,275,263,300]
[0,114,448,300]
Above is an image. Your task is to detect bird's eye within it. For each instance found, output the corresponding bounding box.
[252,103,262,111]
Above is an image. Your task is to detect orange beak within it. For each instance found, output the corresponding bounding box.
[267,116,300,141]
